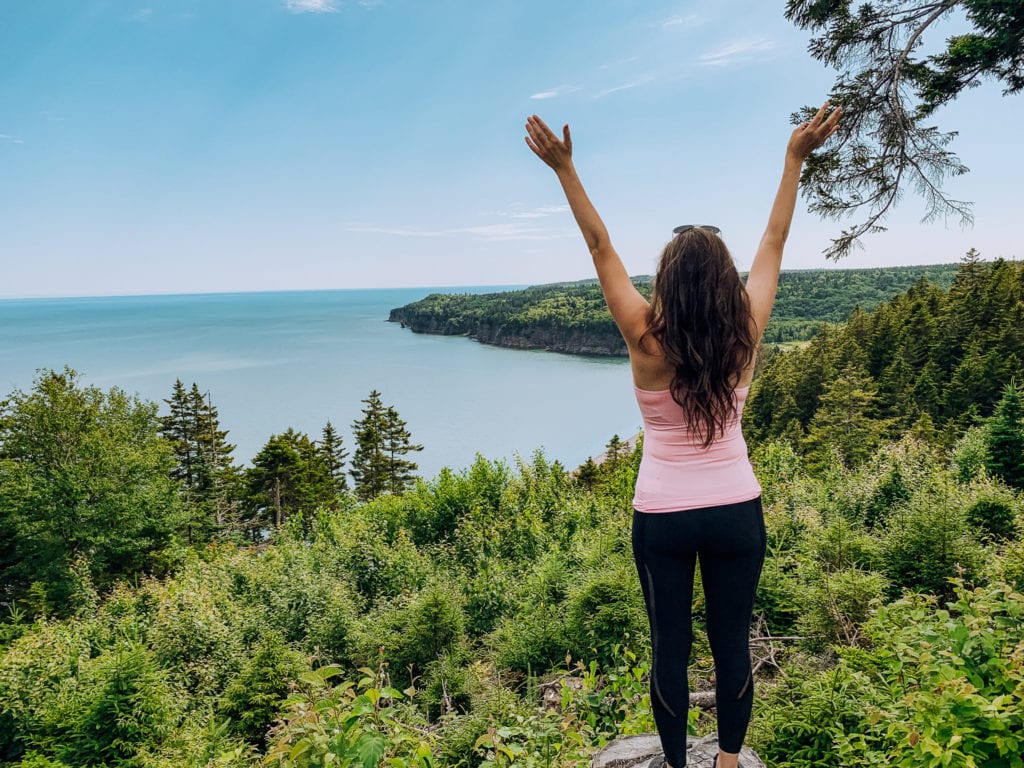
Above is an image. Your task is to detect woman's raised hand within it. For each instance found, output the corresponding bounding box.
[525,115,573,172]
[787,101,842,162]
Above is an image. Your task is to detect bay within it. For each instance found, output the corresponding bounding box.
[0,288,640,478]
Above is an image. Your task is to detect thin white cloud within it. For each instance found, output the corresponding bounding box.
[0,134,24,144]
[529,85,581,101]
[285,0,337,13]
[592,75,656,99]
[658,13,699,28]
[495,204,571,220]
[347,222,575,242]
[699,38,779,67]
[132,8,153,21]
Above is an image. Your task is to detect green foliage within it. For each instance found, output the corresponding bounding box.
[472,647,664,767]
[952,424,990,483]
[965,494,1020,543]
[320,420,350,493]
[218,632,309,747]
[45,641,182,768]
[263,664,434,768]
[352,582,466,687]
[879,477,986,600]
[0,620,93,762]
[146,561,245,697]
[0,368,182,616]
[984,379,1024,489]
[563,558,646,664]
[802,363,892,469]
[755,580,1024,767]
[748,258,1024,454]
[244,428,337,534]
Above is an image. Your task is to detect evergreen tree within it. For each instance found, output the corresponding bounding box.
[383,406,423,495]
[803,364,891,469]
[319,421,349,493]
[161,380,197,488]
[243,428,336,534]
[160,381,237,542]
[985,381,1024,490]
[786,1,1023,257]
[350,391,423,500]
[351,390,390,501]
[575,457,600,490]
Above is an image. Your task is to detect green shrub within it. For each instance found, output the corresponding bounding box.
[421,652,473,718]
[951,425,990,483]
[262,665,433,768]
[997,538,1024,593]
[462,562,515,637]
[793,565,889,650]
[879,478,984,599]
[353,582,465,687]
[12,753,72,768]
[752,580,1024,767]
[218,632,308,747]
[564,559,646,663]
[45,641,182,768]
[146,565,244,697]
[965,495,1019,542]
[0,620,92,762]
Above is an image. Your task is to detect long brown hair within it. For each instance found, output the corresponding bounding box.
[639,229,757,448]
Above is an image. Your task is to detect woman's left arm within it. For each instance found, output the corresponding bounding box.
[525,115,650,346]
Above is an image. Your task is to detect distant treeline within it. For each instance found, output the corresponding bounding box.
[389,262,962,354]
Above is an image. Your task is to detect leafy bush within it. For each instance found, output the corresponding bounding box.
[0,620,93,762]
[353,582,466,687]
[146,563,244,697]
[263,664,433,768]
[752,580,1024,767]
[964,494,1019,542]
[218,632,309,746]
[563,558,646,663]
[44,641,182,768]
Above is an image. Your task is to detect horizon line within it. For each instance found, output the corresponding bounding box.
[0,260,987,303]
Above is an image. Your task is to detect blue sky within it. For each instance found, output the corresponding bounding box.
[2,0,1021,298]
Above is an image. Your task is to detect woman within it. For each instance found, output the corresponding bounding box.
[525,102,841,768]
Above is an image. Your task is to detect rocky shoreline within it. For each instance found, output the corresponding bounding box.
[388,311,628,357]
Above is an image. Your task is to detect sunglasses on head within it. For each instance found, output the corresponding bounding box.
[673,225,721,236]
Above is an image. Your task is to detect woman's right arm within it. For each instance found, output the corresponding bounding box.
[746,102,842,341]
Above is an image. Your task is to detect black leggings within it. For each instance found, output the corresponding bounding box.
[632,497,766,766]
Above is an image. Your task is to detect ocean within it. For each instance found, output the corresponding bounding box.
[0,288,640,479]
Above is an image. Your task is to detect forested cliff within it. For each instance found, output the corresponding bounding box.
[388,264,961,355]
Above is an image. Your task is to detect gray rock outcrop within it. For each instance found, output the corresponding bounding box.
[591,734,766,768]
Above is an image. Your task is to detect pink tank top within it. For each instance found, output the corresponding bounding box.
[632,385,761,513]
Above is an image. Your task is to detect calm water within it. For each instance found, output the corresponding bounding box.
[0,288,639,478]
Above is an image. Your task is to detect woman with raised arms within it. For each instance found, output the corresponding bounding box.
[525,102,841,768]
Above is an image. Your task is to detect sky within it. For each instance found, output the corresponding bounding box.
[2,0,1021,298]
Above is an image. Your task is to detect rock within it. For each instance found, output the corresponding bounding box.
[592,734,766,768]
